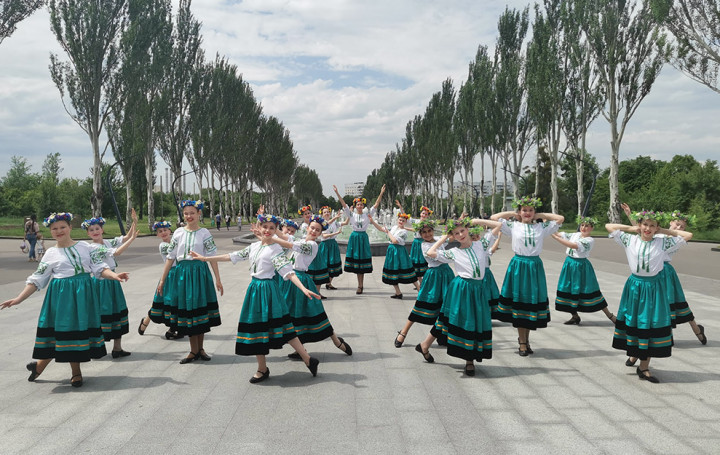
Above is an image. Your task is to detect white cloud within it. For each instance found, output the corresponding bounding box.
[1,0,719,205]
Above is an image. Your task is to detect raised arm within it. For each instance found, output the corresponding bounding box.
[536,212,564,224]
[551,233,578,250]
[490,211,517,221]
[620,203,637,226]
[470,218,501,230]
[121,208,139,244]
[367,215,387,234]
[113,226,139,257]
[333,185,349,209]
[269,234,294,250]
[605,223,637,234]
[395,199,404,213]
[189,251,232,263]
[373,184,386,211]
[658,227,693,242]
[427,234,448,259]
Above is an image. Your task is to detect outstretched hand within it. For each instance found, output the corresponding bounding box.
[115,272,130,282]
[0,299,19,310]
[190,251,206,261]
[304,289,322,300]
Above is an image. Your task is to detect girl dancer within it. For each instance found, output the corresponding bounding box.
[415,217,501,376]
[298,205,330,299]
[394,220,454,348]
[282,215,352,357]
[622,204,706,345]
[606,210,692,383]
[157,200,223,364]
[552,216,615,325]
[138,220,182,340]
[191,213,321,383]
[83,210,139,358]
[469,227,501,319]
[332,184,386,294]
[395,201,433,284]
[1,212,129,387]
[319,206,345,290]
[491,196,564,356]
[381,212,419,299]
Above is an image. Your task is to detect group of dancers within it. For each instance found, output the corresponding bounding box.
[0,193,706,387]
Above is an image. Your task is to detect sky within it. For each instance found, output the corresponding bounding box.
[1,0,719,199]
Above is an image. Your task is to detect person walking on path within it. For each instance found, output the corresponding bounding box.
[24,214,40,262]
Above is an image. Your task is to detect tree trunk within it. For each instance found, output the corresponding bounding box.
[91,134,103,217]
[145,153,155,227]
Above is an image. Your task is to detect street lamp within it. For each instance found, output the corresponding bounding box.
[172,170,196,222]
[106,161,126,236]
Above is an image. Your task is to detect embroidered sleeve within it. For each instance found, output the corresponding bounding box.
[661,236,685,254]
[577,238,592,253]
[272,251,295,279]
[500,218,513,236]
[90,245,112,264]
[203,236,217,255]
[434,249,454,264]
[541,220,560,236]
[160,243,172,255]
[292,241,313,256]
[229,246,251,264]
[109,236,122,248]
[166,238,178,261]
[26,258,53,289]
[610,230,631,247]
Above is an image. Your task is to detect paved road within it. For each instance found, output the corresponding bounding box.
[0,228,718,454]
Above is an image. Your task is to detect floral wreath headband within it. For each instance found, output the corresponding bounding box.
[257,214,282,225]
[320,206,333,213]
[44,212,73,227]
[282,219,299,230]
[413,220,436,232]
[444,217,472,234]
[298,205,313,215]
[512,195,542,209]
[397,213,411,220]
[309,215,329,231]
[353,197,367,205]
[576,216,599,227]
[420,206,433,215]
[81,217,106,230]
[669,211,695,226]
[468,227,484,236]
[181,200,204,210]
[152,220,173,232]
[629,210,666,223]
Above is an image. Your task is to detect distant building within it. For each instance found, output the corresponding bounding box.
[344,182,365,197]
[453,181,514,197]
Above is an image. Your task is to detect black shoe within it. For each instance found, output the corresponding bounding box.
[415,344,434,363]
[111,350,131,359]
[138,318,148,335]
[696,324,707,345]
[165,330,184,340]
[306,357,320,377]
[249,368,270,384]
[287,351,302,360]
[320,294,327,300]
[394,331,406,348]
[436,337,447,347]
[564,315,581,325]
[326,284,337,290]
[464,363,475,376]
[637,367,659,383]
[180,352,197,364]
[625,357,638,367]
[518,342,529,357]
[337,337,352,356]
[390,294,403,299]
[526,342,534,355]
[197,350,211,361]
[26,361,40,382]
[71,374,83,388]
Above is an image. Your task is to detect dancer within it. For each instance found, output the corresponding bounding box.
[469,227,502,319]
[491,196,564,356]
[191,213,321,383]
[298,205,330,298]
[380,212,419,299]
[1,212,129,387]
[395,201,433,284]
[156,200,223,364]
[606,210,692,383]
[622,204,706,345]
[394,220,454,348]
[83,210,139,358]
[415,217,501,376]
[551,216,615,325]
[332,184,386,294]
[319,206,345,290]
[138,220,182,340]
[281,214,352,357]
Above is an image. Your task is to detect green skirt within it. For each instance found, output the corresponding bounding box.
[34,273,107,362]
[344,231,373,274]
[164,260,220,335]
[382,244,417,285]
[431,277,492,361]
[321,238,343,277]
[94,277,129,341]
[496,255,550,329]
[283,271,334,343]
[409,264,454,325]
[613,273,673,359]
[236,277,298,355]
[554,257,607,313]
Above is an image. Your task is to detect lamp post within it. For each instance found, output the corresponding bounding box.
[106,161,126,236]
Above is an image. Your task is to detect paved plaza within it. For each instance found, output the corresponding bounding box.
[0,229,718,454]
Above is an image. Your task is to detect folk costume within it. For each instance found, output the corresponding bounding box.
[554,232,608,314]
[87,236,129,341]
[343,205,376,274]
[409,238,453,325]
[382,225,417,285]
